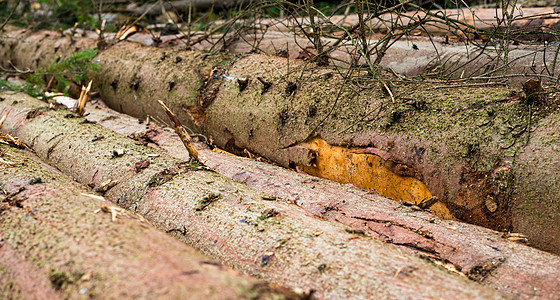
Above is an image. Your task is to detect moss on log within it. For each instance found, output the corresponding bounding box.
[0,92,510,299]
[0,143,294,299]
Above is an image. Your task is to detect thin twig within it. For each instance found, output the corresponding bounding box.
[426,82,508,90]
[0,0,21,31]
[158,100,199,162]
[382,81,395,102]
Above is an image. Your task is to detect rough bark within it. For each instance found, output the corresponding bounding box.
[1,27,560,255]
[0,143,294,299]
[0,92,509,299]
[84,93,560,300]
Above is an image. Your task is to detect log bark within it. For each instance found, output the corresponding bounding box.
[2,27,560,256]
[0,92,509,299]
[83,91,560,299]
[0,141,294,299]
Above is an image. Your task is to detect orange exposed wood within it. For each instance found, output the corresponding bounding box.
[298,138,454,220]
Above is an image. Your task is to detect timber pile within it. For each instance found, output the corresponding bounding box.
[87,91,560,299]
[1,18,560,298]
[3,29,557,252]
[0,92,512,299]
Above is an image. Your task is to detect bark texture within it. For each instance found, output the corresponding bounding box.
[0,91,510,299]
[0,143,294,299]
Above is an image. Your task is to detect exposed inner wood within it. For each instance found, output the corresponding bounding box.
[294,137,454,220]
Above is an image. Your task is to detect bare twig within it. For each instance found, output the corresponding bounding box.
[158,100,199,162]
[382,81,395,102]
[0,0,21,31]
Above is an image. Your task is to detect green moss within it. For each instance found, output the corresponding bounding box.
[147,169,177,187]
[195,193,222,211]
[48,269,75,290]
[258,208,279,220]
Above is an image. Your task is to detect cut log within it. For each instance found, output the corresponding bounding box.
[10,23,560,85]
[84,91,560,299]
[0,143,295,299]
[69,26,560,82]
[0,92,509,299]
[263,6,560,40]
[2,28,560,256]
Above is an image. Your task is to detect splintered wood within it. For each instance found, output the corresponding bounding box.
[158,100,200,162]
[76,80,92,116]
[0,107,11,128]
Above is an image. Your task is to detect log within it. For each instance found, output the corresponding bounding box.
[0,92,508,299]
[0,141,294,299]
[257,6,560,41]
[84,90,560,299]
[2,28,560,256]
[60,24,560,82]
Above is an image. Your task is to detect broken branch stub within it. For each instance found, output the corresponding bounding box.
[76,80,92,116]
[0,107,11,128]
[158,100,199,162]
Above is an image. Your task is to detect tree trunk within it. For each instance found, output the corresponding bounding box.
[0,140,294,299]
[0,91,509,299]
[86,90,560,299]
[61,24,560,82]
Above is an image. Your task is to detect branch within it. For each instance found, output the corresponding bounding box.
[158,100,199,162]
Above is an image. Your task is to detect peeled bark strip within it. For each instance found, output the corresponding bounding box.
[1,28,560,255]
[0,92,509,299]
[84,99,560,300]
[0,143,293,299]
